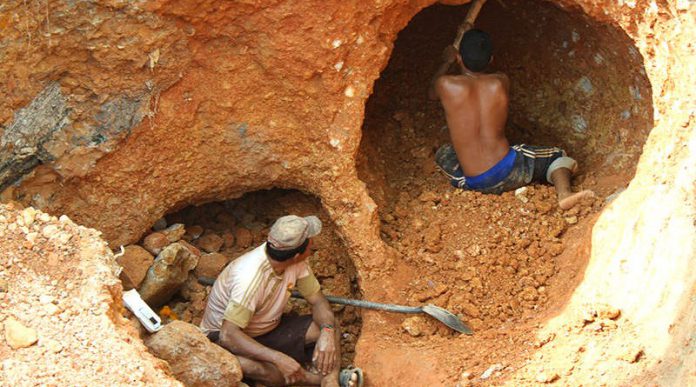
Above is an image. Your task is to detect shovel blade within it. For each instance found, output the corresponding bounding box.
[423,304,473,335]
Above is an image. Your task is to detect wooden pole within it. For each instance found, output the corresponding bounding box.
[453,0,488,48]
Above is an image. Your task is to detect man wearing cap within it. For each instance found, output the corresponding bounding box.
[429,29,594,209]
[200,215,360,387]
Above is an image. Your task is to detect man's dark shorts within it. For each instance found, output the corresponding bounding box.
[435,143,578,194]
[208,314,315,364]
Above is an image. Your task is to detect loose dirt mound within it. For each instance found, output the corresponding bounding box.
[0,204,178,386]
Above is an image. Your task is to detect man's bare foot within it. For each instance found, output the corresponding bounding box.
[558,190,595,210]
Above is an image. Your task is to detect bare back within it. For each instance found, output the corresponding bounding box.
[435,72,510,176]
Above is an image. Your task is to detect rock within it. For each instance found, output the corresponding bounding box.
[424,223,442,253]
[179,240,202,258]
[138,243,199,307]
[152,217,168,231]
[4,317,38,349]
[480,363,505,380]
[195,233,224,253]
[41,224,59,238]
[116,245,154,290]
[418,191,438,203]
[222,231,235,249]
[596,304,621,320]
[142,232,169,255]
[144,321,242,386]
[194,253,229,279]
[460,301,481,318]
[536,371,559,383]
[618,347,643,363]
[401,316,423,337]
[514,187,529,203]
[564,216,578,224]
[185,225,204,241]
[234,228,253,249]
[161,223,186,243]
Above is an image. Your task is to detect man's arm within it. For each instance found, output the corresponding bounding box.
[428,45,459,100]
[305,290,339,376]
[218,320,304,384]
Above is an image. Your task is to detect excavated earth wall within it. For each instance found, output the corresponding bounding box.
[0,0,694,385]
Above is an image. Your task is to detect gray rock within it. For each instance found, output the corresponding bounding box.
[138,242,198,307]
[145,321,242,387]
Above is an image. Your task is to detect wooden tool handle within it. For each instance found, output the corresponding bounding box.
[453,0,488,48]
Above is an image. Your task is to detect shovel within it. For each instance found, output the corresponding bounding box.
[197,276,472,334]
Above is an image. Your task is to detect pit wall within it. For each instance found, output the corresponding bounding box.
[1,0,694,384]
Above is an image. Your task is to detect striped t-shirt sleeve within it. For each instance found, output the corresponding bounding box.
[296,263,321,298]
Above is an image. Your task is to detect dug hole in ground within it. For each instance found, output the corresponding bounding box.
[0,0,694,386]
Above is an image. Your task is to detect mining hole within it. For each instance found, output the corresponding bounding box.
[124,189,362,366]
[355,0,653,375]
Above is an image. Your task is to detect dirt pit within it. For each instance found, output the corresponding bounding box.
[137,189,362,367]
[354,1,651,384]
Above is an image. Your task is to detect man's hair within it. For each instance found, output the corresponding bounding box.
[459,29,493,72]
[266,238,310,262]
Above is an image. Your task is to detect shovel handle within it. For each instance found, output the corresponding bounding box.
[291,291,423,314]
[453,0,488,48]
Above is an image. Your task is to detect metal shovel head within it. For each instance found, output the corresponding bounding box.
[422,304,473,335]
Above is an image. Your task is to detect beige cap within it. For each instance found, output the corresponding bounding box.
[267,215,322,250]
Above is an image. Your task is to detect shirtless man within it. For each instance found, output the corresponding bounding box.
[201,215,361,387]
[429,28,593,209]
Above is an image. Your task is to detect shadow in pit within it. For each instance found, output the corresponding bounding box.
[151,188,363,367]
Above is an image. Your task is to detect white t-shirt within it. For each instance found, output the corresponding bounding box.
[200,243,320,337]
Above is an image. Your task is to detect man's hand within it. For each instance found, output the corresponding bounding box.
[312,327,337,375]
[441,45,459,64]
[274,352,304,385]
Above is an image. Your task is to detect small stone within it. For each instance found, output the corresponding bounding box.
[152,217,168,231]
[515,187,529,203]
[39,295,54,304]
[143,232,169,255]
[401,316,423,337]
[185,225,204,240]
[195,233,224,253]
[194,253,229,279]
[222,231,235,249]
[117,245,155,290]
[161,223,186,243]
[41,225,59,238]
[619,347,643,363]
[4,317,38,349]
[460,301,480,318]
[564,216,578,224]
[596,304,621,320]
[21,208,37,227]
[179,240,202,258]
[234,228,254,249]
[42,338,63,353]
[536,371,559,383]
[25,232,38,245]
[56,232,73,244]
[480,363,505,380]
[418,191,438,203]
[38,213,51,222]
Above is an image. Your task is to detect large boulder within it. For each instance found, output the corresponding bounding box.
[144,321,242,387]
[138,243,198,307]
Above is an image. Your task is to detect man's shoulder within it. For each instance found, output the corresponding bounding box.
[223,244,270,282]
